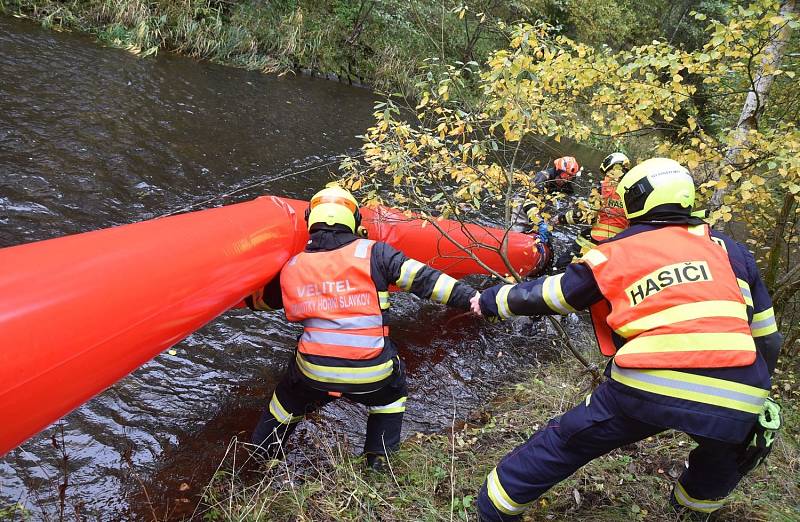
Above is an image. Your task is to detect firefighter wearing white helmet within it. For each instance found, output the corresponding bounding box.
[473,158,782,521]
[244,184,479,471]
[553,152,631,270]
[599,151,631,176]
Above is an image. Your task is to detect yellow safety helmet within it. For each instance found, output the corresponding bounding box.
[305,184,361,232]
[616,158,695,219]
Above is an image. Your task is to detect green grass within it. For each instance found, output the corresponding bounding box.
[196,348,800,521]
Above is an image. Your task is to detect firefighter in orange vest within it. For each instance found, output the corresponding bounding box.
[515,156,582,231]
[472,158,782,520]
[245,185,479,469]
[553,152,631,270]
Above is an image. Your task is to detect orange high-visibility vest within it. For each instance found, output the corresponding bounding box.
[581,224,756,369]
[281,239,386,361]
[589,177,628,243]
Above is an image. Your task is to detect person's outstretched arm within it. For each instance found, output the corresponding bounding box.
[373,242,478,309]
[477,261,602,318]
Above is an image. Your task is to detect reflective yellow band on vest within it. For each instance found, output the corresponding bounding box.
[397,259,425,291]
[269,393,302,424]
[487,468,531,515]
[751,307,778,337]
[673,482,724,513]
[591,223,624,238]
[618,332,755,356]
[542,274,577,314]
[295,354,394,384]
[378,291,390,310]
[431,273,457,304]
[368,396,407,414]
[496,285,515,319]
[611,363,768,414]
[615,300,748,338]
[737,278,753,307]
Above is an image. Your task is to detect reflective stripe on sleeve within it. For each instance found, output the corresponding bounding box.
[368,397,407,414]
[751,307,778,337]
[495,285,515,319]
[431,273,457,304]
[378,291,390,310]
[397,259,425,291]
[295,354,394,384]
[611,363,768,414]
[300,330,384,349]
[302,316,384,329]
[542,274,577,314]
[673,482,725,513]
[486,468,530,516]
[737,278,753,307]
[269,394,302,424]
[581,249,608,267]
[614,300,747,338]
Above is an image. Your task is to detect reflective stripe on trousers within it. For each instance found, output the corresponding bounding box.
[269,393,302,424]
[486,467,531,516]
[368,396,407,414]
[673,482,725,513]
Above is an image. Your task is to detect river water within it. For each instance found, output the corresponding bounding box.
[0,16,588,520]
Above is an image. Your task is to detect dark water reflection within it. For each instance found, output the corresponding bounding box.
[0,16,584,520]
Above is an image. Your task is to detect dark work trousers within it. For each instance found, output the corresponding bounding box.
[251,361,408,459]
[477,381,752,521]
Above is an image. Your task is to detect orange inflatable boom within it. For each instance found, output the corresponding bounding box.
[0,196,541,455]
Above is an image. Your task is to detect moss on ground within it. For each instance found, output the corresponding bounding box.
[198,348,800,521]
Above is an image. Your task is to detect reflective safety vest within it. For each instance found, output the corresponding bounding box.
[589,177,628,243]
[582,224,756,369]
[281,239,386,361]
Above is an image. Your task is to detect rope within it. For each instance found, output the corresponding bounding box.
[160,151,364,217]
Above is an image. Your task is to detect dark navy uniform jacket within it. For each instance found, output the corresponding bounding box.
[479,222,782,444]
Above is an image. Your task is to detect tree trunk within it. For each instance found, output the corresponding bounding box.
[710,0,796,212]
